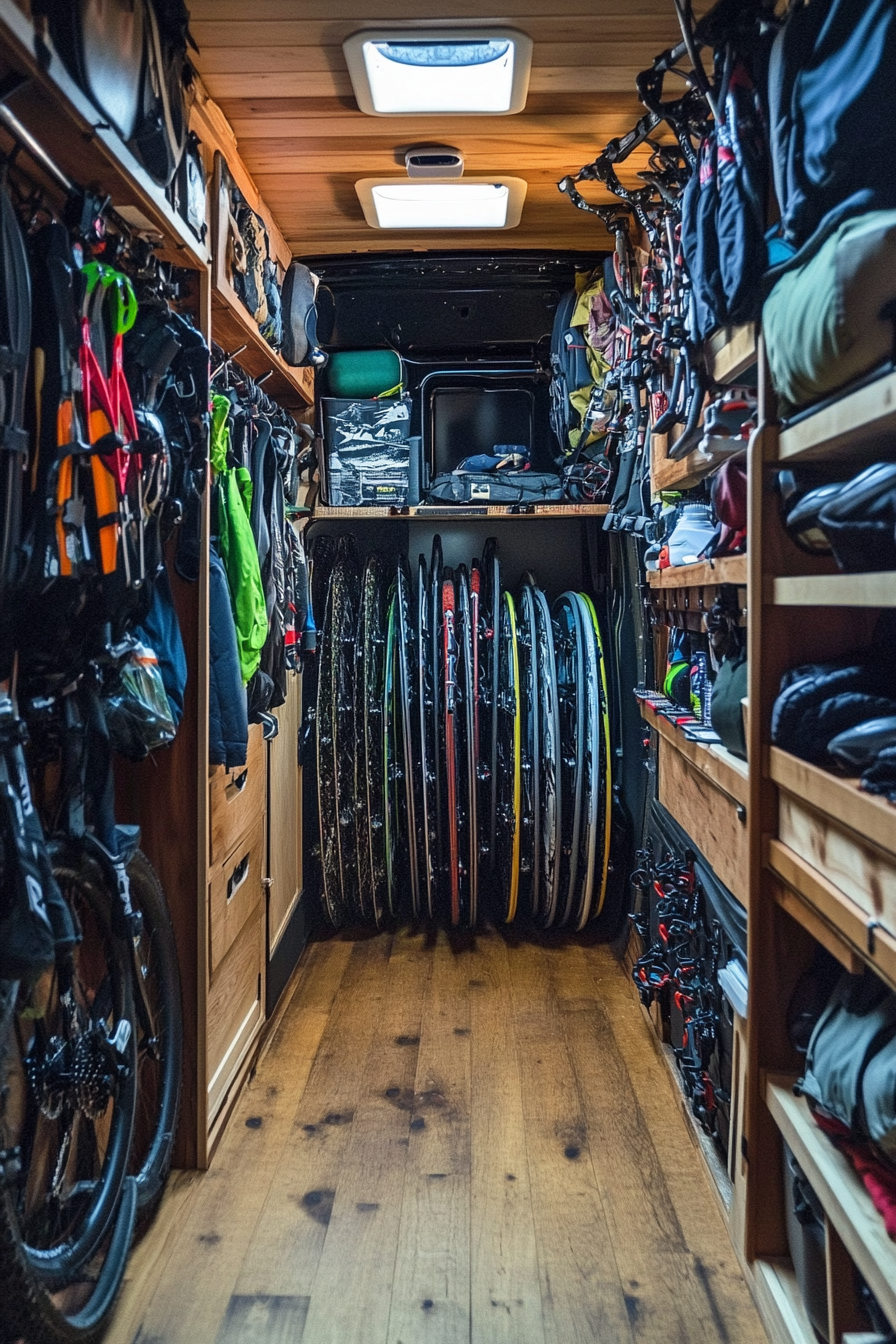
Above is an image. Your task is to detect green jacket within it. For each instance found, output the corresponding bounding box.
[211,394,267,684]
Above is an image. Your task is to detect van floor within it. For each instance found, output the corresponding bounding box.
[109,927,768,1344]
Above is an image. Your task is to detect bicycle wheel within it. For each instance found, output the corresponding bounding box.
[494,590,521,924]
[0,853,137,1341]
[553,593,585,927]
[479,538,500,876]
[395,557,421,918]
[124,849,183,1228]
[456,566,477,927]
[532,586,561,928]
[316,566,344,928]
[517,578,540,919]
[570,594,601,931]
[417,554,437,919]
[332,558,360,919]
[358,554,389,927]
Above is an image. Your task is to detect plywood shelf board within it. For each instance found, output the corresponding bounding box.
[772,572,896,608]
[751,1258,824,1344]
[778,370,896,462]
[651,443,733,492]
[211,287,314,409]
[0,1,208,269]
[706,323,757,386]
[648,555,748,589]
[312,503,610,519]
[769,748,896,863]
[768,840,896,995]
[766,1076,896,1333]
[641,703,749,808]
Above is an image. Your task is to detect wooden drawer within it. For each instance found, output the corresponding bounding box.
[206,910,264,1124]
[658,737,748,905]
[209,722,266,865]
[209,818,265,975]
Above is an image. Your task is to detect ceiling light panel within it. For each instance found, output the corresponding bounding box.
[343,28,533,116]
[355,178,527,230]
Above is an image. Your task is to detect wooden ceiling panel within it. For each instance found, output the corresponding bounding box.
[190,1,703,255]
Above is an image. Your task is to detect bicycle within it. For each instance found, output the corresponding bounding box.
[0,665,183,1344]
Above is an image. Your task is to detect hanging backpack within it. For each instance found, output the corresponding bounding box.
[768,0,896,258]
[549,287,592,452]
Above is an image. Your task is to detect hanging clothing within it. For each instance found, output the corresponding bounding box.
[211,393,267,685]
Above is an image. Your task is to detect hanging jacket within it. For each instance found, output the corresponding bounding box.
[211,393,267,684]
[208,540,248,768]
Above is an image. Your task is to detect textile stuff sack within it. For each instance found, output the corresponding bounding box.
[36,0,146,143]
[704,452,747,560]
[327,349,402,400]
[764,210,896,412]
[768,0,896,258]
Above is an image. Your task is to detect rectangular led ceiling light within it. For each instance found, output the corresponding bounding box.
[355,178,527,230]
[343,28,533,115]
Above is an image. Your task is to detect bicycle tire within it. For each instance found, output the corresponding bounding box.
[332,558,360,919]
[480,538,500,876]
[456,566,477,928]
[395,557,421,918]
[316,566,344,928]
[494,591,521,924]
[123,849,182,1229]
[570,594,601,931]
[417,554,436,919]
[358,554,389,927]
[0,850,137,1314]
[517,578,540,920]
[532,586,561,928]
[554,593,585,927]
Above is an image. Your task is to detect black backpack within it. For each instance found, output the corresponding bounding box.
[769,0,896,256]
[280,261,328,369]
[549,287,592,452]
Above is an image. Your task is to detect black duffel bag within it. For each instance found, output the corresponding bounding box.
[426,471,564,506]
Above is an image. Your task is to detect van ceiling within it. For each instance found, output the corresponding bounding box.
[189,1,706,256]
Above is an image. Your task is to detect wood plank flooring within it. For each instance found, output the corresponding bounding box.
[109,928,768,1344]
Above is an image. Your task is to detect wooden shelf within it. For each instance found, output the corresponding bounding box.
[771,571,896,607]
[648,555,748,590]
[0,0,208,270]
[750,1259,821,1344]
[769,748,896,863]
[706,323,758,386]
[211,284,313,410]
[652,442,736,493]
[768,839,896,994]
[312,502,611,520]
[640,702,749,809]
[766,1076,896,1333]
[778,369,896,463]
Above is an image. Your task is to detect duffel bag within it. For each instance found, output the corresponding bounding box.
[426,471,564,505]
[764,209,896,412]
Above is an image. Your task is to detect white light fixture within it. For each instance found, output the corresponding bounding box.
[355,178,527,230]
[343,28,533,116]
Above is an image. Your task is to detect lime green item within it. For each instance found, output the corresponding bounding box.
[211,393,268,684]
[328,349,403,399]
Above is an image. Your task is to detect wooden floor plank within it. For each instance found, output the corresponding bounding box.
[386,931,473,1344]
[507,941,638,1344]
[233,933,394,1298]
[553,948,767,1344]
[110,930,767,1344]
[469,929,547,1344]
[299,928,433,1344]
[106,936,353,1344]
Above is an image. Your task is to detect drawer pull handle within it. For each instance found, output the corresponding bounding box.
[227,854,250,901]
[225,768,249,801]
